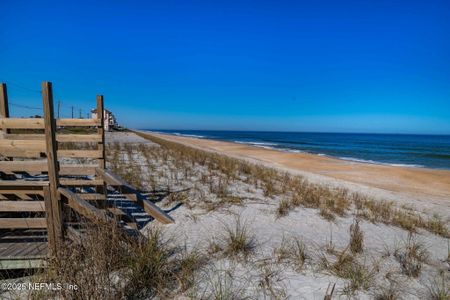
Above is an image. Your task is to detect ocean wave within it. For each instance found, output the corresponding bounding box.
[234,140,311,154]
[278,148,304,153]
[234,141,278,146]
[172,133,205,138]
[339,157,424,168]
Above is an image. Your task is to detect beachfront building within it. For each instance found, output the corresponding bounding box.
[91,108,118,131]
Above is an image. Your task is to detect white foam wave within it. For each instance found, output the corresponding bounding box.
[339,157,423,168]
[234,141,277,146]
[234,141,308,154]
[173,133,205,138]
[279,148,304,153]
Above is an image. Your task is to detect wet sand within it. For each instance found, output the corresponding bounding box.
[137,131,450,212]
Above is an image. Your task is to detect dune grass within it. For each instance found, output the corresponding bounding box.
[133,131,449,238]
[35,221,206,300]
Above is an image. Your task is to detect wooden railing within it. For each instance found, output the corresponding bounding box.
[0,81,174,262]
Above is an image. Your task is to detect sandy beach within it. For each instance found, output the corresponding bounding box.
[137,131,450,215]
[106,131,450,299]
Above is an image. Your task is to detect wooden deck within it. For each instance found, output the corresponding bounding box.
[0,229,47,269]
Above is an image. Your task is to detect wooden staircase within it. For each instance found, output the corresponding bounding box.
[0,82,173,270]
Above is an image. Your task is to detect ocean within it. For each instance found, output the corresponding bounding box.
[146,130,450,170]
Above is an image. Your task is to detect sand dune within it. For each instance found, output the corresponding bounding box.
[138,131,450,215]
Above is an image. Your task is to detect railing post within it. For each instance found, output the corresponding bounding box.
[96,95,107,206]
[43,186,57,256]
[96,95,106,169]
[1,83,12,163]
[0,83,10,123]
[42,82,64,252]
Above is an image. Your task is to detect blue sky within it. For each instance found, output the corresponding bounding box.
[1,0,449,134]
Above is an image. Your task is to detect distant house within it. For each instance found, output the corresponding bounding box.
[91,108,118,131]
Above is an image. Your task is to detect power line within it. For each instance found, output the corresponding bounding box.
[1,81,93,117]
[1,80,41,94]
[8,102,42,111]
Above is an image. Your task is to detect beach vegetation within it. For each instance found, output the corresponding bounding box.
[34,220,206,299]
[104,132,450,241]
[276,198,291,218]
[319,248,376,295]
[349,219,364,254]
[394,232,428,277]
[221,216,256,259]
[373,281,402,300]
[257,261,287,299]
[425,271,450,300]
[275,237,309,271]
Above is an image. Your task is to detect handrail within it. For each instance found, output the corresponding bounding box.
[95,168,175,224]
[58,187,111,223]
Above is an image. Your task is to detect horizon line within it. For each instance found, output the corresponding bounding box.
[137,128,450,137]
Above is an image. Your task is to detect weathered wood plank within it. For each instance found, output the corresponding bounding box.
[59,179,104,186]
[0,161,47,173]
[96,168,127,186]
[59,187,110,222]
[96,95,107,206]
[3,133,102,142]
[56,118,99,127]
[0,190,44,197]
[0,139,46,151]
[0,161,96,175]
[3,134,45,140]
[0,164,98,176]
[59,164,98,176]
[96,95,106,168]
[0,218,47,229]
[56,134,102,142]
[0,139,45,157]
[0,181,48,187]
[78,193,107,200]
[0,201,45,212]
[57,150,103,158]
[0,118,45,129]
[43,186,56,256]
[0,149,43,158]
[42,81,64,246]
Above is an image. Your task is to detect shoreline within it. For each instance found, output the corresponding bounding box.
[135,130,450,216]
[231,142,428,170]
[151,131,449,171]
[109,131,449,298]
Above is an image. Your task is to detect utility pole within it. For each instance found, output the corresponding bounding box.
[71,106,74,118]
[57,100,61,119]
[79,109,82,118]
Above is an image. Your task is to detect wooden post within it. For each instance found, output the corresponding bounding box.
[42,82,64,250]
[1,84,12,163]
[96,95,107,206]
[96,95,106,169]
[0,83,10,121]
[43,186,57,255]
